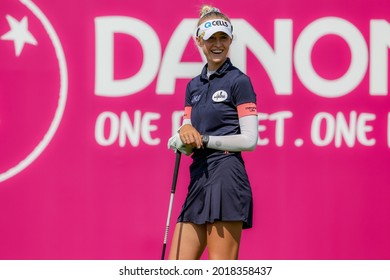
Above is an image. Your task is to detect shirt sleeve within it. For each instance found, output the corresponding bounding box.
[232,74,257,106]
[185,82,192,107]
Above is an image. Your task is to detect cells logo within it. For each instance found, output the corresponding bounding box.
[0,0,68,182]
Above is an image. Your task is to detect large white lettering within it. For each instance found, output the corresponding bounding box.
[311,111,376,147]
[95,17,161,97]
[258,111,293,147]
[157,19,204,94]
[95,111,160,147]
[230,19,293,95]
[370,20,390,95]
[94,17,389,97]
[295,17,368,98]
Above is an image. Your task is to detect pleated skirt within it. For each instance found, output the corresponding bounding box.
[177,152,253,229]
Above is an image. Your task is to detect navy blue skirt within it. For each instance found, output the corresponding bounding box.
[177,151,253,229]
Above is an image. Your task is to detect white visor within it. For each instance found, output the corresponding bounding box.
[196,19,233,40]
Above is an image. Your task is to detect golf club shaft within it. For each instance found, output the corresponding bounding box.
[161,151,181,260]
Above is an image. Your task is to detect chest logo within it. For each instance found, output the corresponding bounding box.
[212,90,228,102]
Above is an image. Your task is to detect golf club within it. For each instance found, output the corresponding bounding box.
[161,151,182,260]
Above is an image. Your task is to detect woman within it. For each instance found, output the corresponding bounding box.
[167,5,258,260]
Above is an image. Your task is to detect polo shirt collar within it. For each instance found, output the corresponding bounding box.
[201,58,232,80]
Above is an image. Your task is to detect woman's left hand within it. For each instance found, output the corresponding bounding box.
[179,124,202,149]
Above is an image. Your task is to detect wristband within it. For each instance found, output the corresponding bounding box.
[201,135,209,147]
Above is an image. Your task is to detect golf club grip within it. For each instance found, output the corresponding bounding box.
[171,152,181,193]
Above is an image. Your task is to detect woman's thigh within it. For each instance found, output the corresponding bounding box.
[206,221,243,260]
[168,222,207,260]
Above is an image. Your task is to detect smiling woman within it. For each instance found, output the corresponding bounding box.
[195,8,233,71]
[167,4,259,260]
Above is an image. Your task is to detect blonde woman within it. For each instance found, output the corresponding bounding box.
[168,5,258,260]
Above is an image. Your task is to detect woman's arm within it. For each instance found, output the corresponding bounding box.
[206,115,258,151]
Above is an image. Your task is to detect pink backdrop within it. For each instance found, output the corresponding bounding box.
[1,0,390,259]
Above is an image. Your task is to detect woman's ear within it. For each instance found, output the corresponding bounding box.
[195,36,202,47]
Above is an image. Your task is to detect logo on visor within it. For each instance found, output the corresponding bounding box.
[212,90,228,102]
[204,20,229,29]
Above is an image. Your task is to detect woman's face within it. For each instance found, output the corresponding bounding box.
[197,31,232,71]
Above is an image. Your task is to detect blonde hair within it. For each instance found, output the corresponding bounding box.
[197,5,231,26]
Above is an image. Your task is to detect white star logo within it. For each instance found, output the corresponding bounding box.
[1,15,38,57]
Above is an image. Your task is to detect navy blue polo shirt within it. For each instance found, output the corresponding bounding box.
[184,58,257,165]
[185,58,256,137]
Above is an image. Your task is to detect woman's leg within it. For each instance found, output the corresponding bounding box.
[168,222,207,260]
[206,221,243,260]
